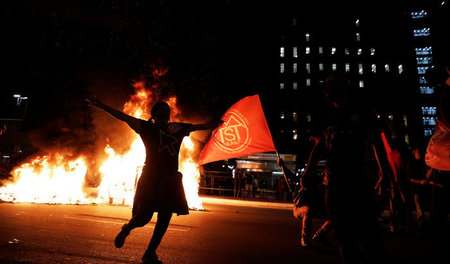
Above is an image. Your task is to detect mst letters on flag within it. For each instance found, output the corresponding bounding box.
[199,95,276,165]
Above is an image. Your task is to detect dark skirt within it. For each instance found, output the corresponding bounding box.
[132,166,189,217]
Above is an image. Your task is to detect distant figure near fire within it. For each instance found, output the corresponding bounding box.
[86,99,221,264]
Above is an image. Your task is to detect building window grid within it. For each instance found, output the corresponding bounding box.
[280,47,285,57]
[306,47,311,54]
[293,63,298,73]
[293,47,298,58]
[293,82,298,90]
[280,63,285,73]
[280,83,285,90]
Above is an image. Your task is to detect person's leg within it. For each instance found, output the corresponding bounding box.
[299,206,311,247]
[115,213,154,248]
[142,211,173,261]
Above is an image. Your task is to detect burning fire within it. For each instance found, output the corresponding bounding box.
[0,78,204,210]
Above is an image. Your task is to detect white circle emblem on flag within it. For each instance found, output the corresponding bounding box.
[214,109,251,153]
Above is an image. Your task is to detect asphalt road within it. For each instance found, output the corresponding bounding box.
[0,197,447,264]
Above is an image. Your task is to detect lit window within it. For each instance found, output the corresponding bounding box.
[357,48,362,55]
[293,82,298,90]
[385,64,390,72]
[293,129,298,140]
[332,63,337,71]
[293,112,298,122]
[280,83,285,90]
[306,47,310,54]
[318,47,323,54]
[416,57,433,65]
[419,76,427,84]
[398,64,404,74]
[280,47,285,57]
[370,48,375,55]
[345,63,350,72]
[306,63,311,74]
[358,64,363,74]
[345,48,349,55]
[359,80,364,88]
[356,33,361,41]
[280,112,285,119]
[389,115,394,121]
[413,28,431,37]
[411,10,428,19]
[420,86,434,94]
[331,47,336,55]
[305,33,310,42]
[355,19,360,26]
[431,118,437,126]
[306,113,312,122]
[293,63,298,73]
[280,63,285,73]
[306,79,311,86]
[424,129,433,136]
[293,47,298,58]
[422,106,437,115]
[423,117,435,126]
[319,63,324,71]
[415,47,433,55]
[371,64,376,73]
[417,66,429,75]
[403,115,408,127]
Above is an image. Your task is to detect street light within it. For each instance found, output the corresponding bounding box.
[13,94,28,106]
[12,94,29,119]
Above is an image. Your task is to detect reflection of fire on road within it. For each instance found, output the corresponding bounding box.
[0,73,203,210]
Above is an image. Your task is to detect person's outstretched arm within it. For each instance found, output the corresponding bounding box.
[189,120,224,132]
[85,98,142,132]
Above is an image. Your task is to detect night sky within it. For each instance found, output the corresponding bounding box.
[1,0,430,132]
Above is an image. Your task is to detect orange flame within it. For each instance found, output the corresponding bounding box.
[0,75,203,210]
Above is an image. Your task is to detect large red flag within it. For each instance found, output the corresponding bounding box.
[199,95,276,165]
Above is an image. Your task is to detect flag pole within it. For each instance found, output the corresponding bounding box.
[276,151,292,194]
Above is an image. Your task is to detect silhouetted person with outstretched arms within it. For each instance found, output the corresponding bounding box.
[86,99,222,264]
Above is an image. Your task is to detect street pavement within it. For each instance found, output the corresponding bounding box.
[0,197,448,264]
